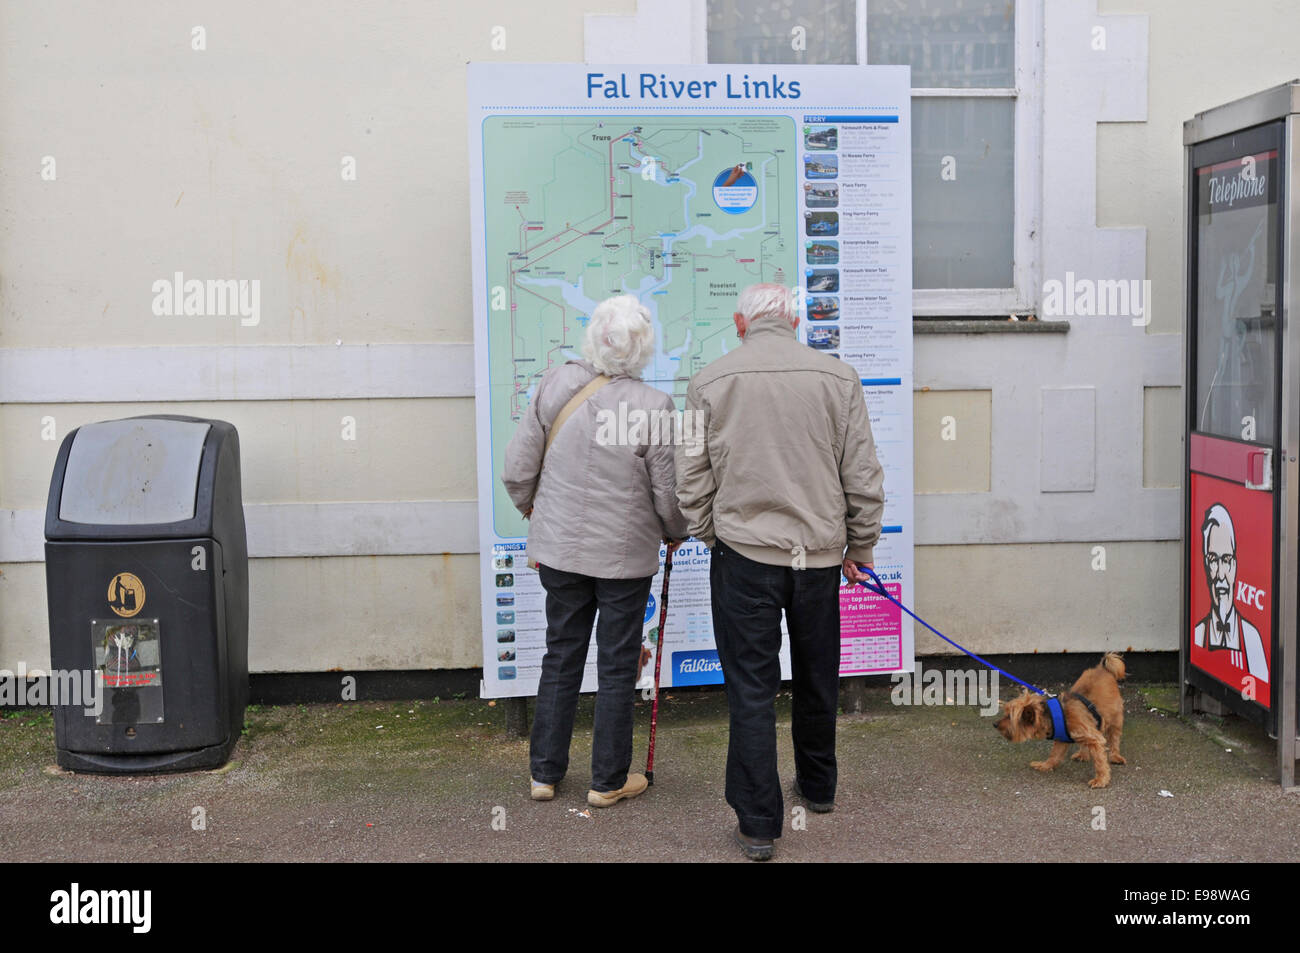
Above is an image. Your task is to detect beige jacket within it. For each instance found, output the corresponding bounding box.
[675,317,884,568]
[502,359,688,579]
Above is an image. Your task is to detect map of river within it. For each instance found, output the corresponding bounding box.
[481,115,798,537]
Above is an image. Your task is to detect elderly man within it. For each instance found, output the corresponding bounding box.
[676,283,884,860]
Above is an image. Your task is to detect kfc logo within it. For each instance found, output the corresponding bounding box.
[1193,503,1269,682]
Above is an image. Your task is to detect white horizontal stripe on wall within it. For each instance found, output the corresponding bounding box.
[5,489,1186,562]
[0,500,480,563]
[0,344,475,402]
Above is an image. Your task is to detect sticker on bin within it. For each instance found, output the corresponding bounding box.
[90,619,165,725]
[107,572,146,618]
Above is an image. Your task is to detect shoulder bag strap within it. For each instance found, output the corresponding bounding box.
[542,374,612,460]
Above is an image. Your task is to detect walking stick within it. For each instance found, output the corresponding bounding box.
[645,545,675,785]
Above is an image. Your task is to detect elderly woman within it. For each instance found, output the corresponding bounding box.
[503,294,688,808]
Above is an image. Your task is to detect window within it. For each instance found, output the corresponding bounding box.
[706,0,1040,316]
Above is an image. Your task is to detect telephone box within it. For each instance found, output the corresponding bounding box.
[1182,80,1300,789]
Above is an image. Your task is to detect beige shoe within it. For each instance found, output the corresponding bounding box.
[530,779,555,801]
[587,772,648,808]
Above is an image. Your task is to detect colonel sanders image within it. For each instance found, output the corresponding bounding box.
[1193,503,1268,682]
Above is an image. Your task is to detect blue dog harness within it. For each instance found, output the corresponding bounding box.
[1045,692,1103,744]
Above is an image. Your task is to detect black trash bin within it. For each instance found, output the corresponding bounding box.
[44,415,249,773]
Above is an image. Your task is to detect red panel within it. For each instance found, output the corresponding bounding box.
[1190,432,1269,486]
[1188,471,1273,708]
[1196,149,1278,175]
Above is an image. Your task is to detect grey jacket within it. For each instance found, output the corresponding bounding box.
[675,317,885,568]
[502,359,688,579]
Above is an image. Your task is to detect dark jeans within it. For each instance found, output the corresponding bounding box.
[530,565,653,792]
[710,539,841,839]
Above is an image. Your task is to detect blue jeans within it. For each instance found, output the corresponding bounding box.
[530,565,653,792]
[710,539,842,839]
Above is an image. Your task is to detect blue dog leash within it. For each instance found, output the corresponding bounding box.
[857,566,1050,698]
[858,567,1083,741]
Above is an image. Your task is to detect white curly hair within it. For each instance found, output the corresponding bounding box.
[582,294,655,378]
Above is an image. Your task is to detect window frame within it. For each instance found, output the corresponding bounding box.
[698,0,1043,317]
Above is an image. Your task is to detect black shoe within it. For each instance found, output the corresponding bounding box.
[733,825,774,861]
[793,779,834,813]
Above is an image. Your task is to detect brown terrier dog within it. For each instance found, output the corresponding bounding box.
[994,653,1127,788]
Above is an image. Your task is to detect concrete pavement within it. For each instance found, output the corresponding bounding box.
[2,678,1298,862]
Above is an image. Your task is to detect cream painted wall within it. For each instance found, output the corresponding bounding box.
[7,0,1275,674]
[0,0,635,349]
[913,390,992,494]
[1142,386,1181,488]
[0,400,477,509]
[1099,0,1300,484]
[0,0,634,673]
[915,541,1179,654]
[2,554,482,671]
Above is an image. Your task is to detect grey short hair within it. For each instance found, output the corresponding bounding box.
[582,295,655,378]
[737,283,798,329]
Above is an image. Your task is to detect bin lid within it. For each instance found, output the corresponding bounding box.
[58,418,212,525]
